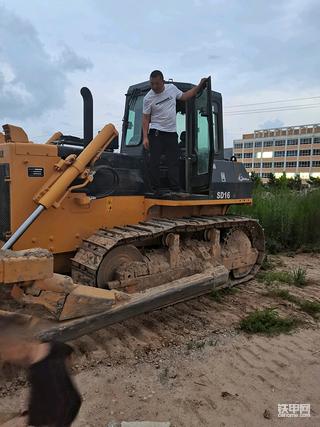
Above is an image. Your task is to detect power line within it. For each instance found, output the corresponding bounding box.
[226,102,320,114]
[225,103,320,116]
[225,95,320,109]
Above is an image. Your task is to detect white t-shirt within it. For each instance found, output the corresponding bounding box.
[143,83,183,132]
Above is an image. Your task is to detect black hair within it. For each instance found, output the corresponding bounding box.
[150,70,164,80]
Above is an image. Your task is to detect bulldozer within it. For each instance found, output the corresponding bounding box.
[0,78,265,341]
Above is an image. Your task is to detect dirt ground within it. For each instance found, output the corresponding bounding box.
[0,253,319,427]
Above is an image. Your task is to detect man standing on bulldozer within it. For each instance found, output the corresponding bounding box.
[142,70,208,196]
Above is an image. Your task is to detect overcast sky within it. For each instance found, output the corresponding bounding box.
[0,0,319,147]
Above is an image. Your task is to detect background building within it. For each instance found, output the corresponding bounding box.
[233,123,320,180]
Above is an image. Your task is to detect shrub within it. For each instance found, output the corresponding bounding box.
[239,309,299,335]
[299,300,320,318]
[292,268,307,287]
[258,270,293,286]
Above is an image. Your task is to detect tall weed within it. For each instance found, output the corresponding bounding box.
[230,188,320,252]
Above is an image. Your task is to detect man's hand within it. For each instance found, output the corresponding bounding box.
[197,77,209,92]
[142,114,151,149]
[180,77,209,102]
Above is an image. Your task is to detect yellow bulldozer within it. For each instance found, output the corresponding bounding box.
[0,79,265,341]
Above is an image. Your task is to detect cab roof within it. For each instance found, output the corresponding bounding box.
[126,80,222,100]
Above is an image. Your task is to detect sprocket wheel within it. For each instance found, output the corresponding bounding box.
[223,228,256,279]
[96,245,144,288]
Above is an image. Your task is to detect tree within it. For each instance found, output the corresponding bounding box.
[287,174,302,191]
[267,173,277,187]
[277,172,288,189]
[251,171,263,188]
[308,176,320,187]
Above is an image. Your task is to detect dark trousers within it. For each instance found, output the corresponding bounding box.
[149,129,180,191]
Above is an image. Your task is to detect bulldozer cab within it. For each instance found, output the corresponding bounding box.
[121,77,224,194]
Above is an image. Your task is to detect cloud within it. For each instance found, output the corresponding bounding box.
[2,0,320,146]
[0,4,92,120]
[58,46,92,72]
[259,119,285,129]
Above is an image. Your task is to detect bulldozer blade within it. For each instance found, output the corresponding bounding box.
[37,265,229,342]
[11,280,117,321]
[59,285,116,320]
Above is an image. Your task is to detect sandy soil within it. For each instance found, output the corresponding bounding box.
[0,253,319,427]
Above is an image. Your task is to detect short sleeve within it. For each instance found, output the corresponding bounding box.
[143,96,152,114]
[173,84,183,100]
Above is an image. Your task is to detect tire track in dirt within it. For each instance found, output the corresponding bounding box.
[0,254,319,391]
[69,260,319,370]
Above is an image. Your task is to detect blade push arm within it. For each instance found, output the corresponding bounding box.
[2,124,118,250]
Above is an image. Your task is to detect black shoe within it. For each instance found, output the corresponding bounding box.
[152,189,172,198]
[170,189,191,198]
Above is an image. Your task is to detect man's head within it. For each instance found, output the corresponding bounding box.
[150,70,165,94]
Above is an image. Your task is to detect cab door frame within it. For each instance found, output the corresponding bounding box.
[189,76,214,193]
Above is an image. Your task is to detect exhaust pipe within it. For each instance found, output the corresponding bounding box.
[80,87,93,147]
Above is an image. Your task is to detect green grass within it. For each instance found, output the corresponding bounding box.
[258,270,293,286]
[298,300,320,318]
[292,267,307,287]
[239,309,299,335]
[263,288,299,303]
[264,288,320,319]
[230,187,320,253]
[258,267,307,287]
[209,287,238,302]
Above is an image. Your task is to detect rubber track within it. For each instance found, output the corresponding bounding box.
[71,215,265,287]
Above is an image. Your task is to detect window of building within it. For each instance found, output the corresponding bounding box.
[262,162,272,168]
[274,151,285,157]
[300,138,312,145]
[286,150,298,157]
[287,139,298,146]
[261,173,271,178]
[263,140,274,147]
[244,142,253,149]
[299,161,310,167]
[299,149,311,156]
[253,162,261,168]
[235,152,242,158]
[234,143,243,149]
[286,161,297,168]
[262,151,273,158]
[313,149,320,156]
[312,160,320,167]
[314,137,320,144]
[255,141,262,147]
[244,152,253,158]
[256,151,262,158]
[275,140,286,146]
[274,162,284,168]
[243,163,252,168]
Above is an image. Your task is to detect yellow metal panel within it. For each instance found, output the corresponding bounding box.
[0,249,53,284]
[15,143,58,157]
[13,196,146,253]
[145,198,252,209]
